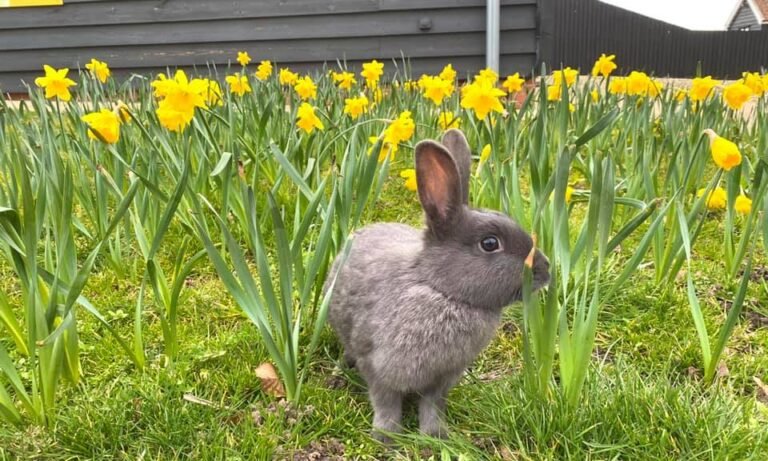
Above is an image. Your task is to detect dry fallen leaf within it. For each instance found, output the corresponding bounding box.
[251,408,264,425]
[717,362,730,378]
[499,446,520,460]
[754,377,768,403]
[255,362,286,398]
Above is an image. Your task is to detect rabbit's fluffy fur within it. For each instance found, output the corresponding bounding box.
[325,129,550,441]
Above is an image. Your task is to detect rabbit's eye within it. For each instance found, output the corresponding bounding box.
[480,236,501,253]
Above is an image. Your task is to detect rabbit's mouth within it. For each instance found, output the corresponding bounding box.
[533,269,551,291]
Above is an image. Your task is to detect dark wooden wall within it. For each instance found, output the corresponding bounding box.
[0,0,540,93]
[550,0,768,79]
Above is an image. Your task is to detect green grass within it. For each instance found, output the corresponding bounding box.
[1,168,766,460]
[2,66,768,458]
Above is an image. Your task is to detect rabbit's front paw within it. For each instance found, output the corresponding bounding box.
[420,422,449,439]
[370,386,403,444]
[418,391,450,439]
[371,427,396,445]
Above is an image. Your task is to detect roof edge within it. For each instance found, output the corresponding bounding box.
[746,0,767,22]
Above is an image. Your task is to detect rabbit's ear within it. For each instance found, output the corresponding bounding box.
[415,140,463,238]
[441,129,471,205]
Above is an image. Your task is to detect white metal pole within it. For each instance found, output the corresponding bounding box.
[486,0,500,72]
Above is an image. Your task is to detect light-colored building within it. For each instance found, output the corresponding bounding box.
[726,0,768,31]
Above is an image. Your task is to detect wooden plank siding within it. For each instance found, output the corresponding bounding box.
[729,1,762,31]
[0,0,540,93]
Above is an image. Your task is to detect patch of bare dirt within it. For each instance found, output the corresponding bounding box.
[274,438,346,461]
[593,346,615,363]
[500,320,519,337]
[745,266,768,283]
[472,437,521,459]
[711,280,768,332]
[262,400,315,427]
[324,374,347,390]
[220,400,316,428]
[745,310,768,330]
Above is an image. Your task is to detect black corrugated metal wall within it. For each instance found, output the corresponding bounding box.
[550,0,768,78]
[0,0,539,93]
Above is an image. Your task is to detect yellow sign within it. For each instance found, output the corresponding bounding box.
[0,0,63,6]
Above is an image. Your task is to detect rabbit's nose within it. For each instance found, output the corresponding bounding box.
[532,250,551,288]
[534,249,550,271]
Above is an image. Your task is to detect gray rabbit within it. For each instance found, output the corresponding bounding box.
[325,129,551,441]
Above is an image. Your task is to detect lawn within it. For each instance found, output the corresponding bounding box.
[0,57,767,460]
